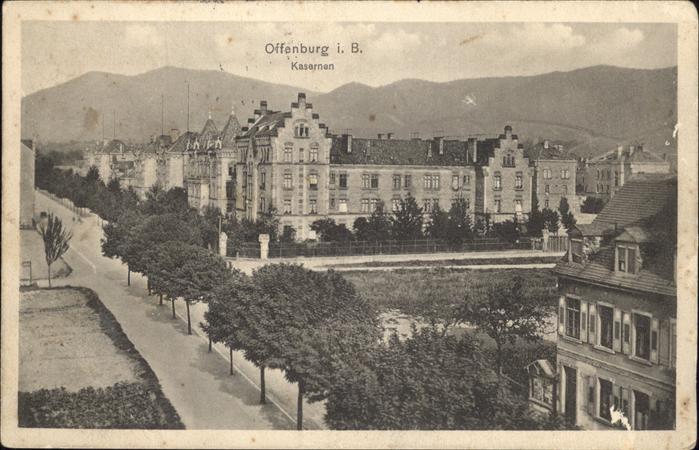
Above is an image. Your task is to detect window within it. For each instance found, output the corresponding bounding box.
[614,171,619,187]
[283,199,292,214]
[260,172,266,190]
[361,199,370,213]
[423,199,432,213]
[544,199,550,208]
[544,168,552,179]
[308,173,318,190]
[563,184,568,194]
[370,198,379,212]
[259,197,266,212]
[634,314,651,360]
[599,305,614,350]
[404,174,412,188]
[493,174,502,190]
[561,169,570,179]
[294,124,309,137]
[545,184,550,194]
[362,174,370,189]
[393,175,402,189]
[392,198,401,212]
[599,378,613,421]
[298,199,303,213]
[424,174,440,190]
[330,198,336,210]
[284,146,293,162]
[494,199,501,213]
[283,172,293,189]
[339,173,348,189]
[338,199,348,213]
[452,174,460,190]
[502,155,515,167]
[298,148,304,162]
[371,174,379,189]
[565,297,581,339]
[433,199,440,210]
[617,245,638,273]
[309,146,318,162]
[515,173,523,189]
[330,172,336,185]
[634,391,650,430]
[309,199,317,214]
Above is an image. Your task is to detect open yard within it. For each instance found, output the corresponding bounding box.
[343,267,558,313]
[344,268,558,383]
[19,287,183,429]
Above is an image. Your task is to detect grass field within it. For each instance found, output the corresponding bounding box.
[343,267,558,312]
[19,287,183,429]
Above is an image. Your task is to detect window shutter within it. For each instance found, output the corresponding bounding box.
[622,312,632,354]
[613,308,622,352]
[587,375,596,416]
[588,303,597,344]
[651,318,659,363]
[558,296,566,335]
[658,320,670,366]
[580,301,588,342]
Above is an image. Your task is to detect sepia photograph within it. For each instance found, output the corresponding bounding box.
[2,1,697,449]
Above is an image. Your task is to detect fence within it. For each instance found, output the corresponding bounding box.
[233,237,537,259]
[37,189,91,218]
[530,235,568,253]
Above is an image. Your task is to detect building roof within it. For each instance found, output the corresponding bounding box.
[199,117,219,145]
[99,139,128,154]
[220,111,242,147]
[167,131,199,153]
[578,173,677,236]
[21,139,34,150]
[330,136,476,166]
[525,142,576,161]
[555,173,677,296]
[240,111,288,138]
[590,145,668,164]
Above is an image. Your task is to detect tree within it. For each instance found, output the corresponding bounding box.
[426,205,450,241]
[310,218,340,242]
[101,209,144,285]
[37,213,72,287]
[151,242,232,334]
[446,197,473,244]
[391,194,424,241]
[324,328,538,430]
[541,208,560,234]
[581,196,606,214]
[365,202,392,242]
[527,195,544,237]
[458,276,550,375]
[251,264,380,430]
[492,216,521,243]
[558,197,576,232]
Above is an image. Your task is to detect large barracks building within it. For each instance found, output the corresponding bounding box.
[235,93,533,240]
[90,92,546,240]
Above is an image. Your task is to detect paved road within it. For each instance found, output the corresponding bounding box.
[35,191,311,430]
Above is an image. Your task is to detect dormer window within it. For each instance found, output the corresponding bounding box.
[616,244,638,274]
[295,123,310,137]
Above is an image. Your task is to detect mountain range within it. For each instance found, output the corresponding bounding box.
[22,65,677,162]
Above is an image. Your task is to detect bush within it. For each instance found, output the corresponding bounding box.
[18,382,184,429]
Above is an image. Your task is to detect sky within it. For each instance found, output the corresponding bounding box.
[22,21,677,95]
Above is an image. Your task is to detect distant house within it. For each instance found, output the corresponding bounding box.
[554,174,677,430]
[20,140,35,228]
[526,140,577,212]
[577,145,671,202]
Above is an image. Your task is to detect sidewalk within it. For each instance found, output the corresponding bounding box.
[34,191,302,430]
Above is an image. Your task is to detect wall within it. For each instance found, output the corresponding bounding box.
[20,143,35,227]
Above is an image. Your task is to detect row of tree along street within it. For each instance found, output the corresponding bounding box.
[36,156,569,429]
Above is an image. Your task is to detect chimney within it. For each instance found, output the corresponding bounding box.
[438,137,444,155]
[377,133,384,140]
[468,137,478,163]
[344,134,352,153]
[297,92,306,108]
[170,128,180,142]
[504,125,512,139]
[428,141,433,158]
[259,100,268,113]
[544,140,549,149]
[248,118,255,124]
[616,145,623,158]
